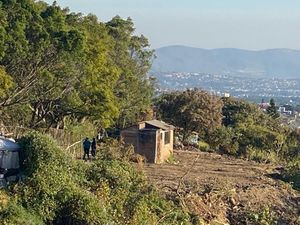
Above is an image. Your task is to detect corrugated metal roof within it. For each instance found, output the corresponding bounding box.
[144,120,174,130]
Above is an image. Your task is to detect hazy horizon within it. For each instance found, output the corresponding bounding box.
[45,0,300,50]
[156,45,300,51]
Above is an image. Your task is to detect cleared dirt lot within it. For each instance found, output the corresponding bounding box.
[142,150,300,224]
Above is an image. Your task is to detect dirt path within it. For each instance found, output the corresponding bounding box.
[142,150,300,224]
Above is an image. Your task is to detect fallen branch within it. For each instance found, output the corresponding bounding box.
[66,140,82,151]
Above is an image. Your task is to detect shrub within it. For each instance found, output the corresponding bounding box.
[247,206,277,225]
[198,141,210,152]
[245,146,278,163]
[281,164,300,191]
[0,190,43,225]
[209,126,239,155]
[85,158,191,224]
[2,131,193,225]
[54,188,108,225]
[166,153,178,164]
[14,132,109,224]
[98,138,135,161]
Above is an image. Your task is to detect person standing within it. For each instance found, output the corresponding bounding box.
[83,137,91,160]
[91,138,97,157]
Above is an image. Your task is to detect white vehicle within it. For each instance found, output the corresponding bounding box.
[0,137,21,188]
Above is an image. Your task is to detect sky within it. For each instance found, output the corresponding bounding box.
[44,0,300,50]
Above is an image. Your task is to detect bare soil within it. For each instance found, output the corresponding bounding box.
[141,150,300,225]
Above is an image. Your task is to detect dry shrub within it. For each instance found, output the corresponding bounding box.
[130,154,146,168]
[0,190,9,211]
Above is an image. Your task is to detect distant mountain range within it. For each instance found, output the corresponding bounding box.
[152,45,300,78]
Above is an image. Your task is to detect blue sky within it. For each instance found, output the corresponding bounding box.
[45,0,300,50]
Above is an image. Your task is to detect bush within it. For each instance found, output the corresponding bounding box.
[14,132,109,224]
[282,164,300,191]
[0,190,43,225]
[54,188,108,225]
[166,153,178,164]
[247,206,277,225]
[245,145,278,163]
[1,131,193,225]
[198,141,210,152]
[209,126,239,155]
[85,157,191,224]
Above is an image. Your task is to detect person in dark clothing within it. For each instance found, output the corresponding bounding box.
[91,138,97,157]
[83,137,91,160]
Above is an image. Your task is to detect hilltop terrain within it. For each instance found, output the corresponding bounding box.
[1,1,300,225]
[152,45,300,78]
[143,150,300,224]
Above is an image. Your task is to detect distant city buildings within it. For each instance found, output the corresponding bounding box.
[154,72,300,105]
[279,106,293,116]
[153,71,300,131]
[224,93,230,98]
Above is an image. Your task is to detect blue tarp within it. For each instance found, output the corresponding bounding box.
[0,138,21,152]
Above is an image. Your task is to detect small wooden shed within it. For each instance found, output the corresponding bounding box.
[121,120,174,163]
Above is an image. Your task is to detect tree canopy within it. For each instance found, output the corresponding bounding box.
[155,89,223,141]
[0,0,154,129]
[266,98,280,119]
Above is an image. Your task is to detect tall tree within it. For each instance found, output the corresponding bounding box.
[222,97,262,127]
[267,98,280,119]
[0,0,83,109]
[156,89,223,141]
[106,16,155,128]
[0,1,155,130]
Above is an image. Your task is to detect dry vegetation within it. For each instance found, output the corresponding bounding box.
[142,150,300,224]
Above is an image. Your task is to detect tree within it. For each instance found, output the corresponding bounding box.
[0,0,83,109]
[222,97,263,127]
[267,98,280,119]
[156,89,223,141]
[0,1,155,130]
[218,96,287,158]
[106,16,155,128]
[0,66,14,99]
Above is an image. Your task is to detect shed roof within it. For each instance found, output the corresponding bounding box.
[144,120,174,130]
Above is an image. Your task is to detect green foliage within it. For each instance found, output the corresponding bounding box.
[0,190,43,225]
[222,97,253,127]
[245,145,278,163]
[54,188,109,225]
[281,164,300,191]
[1,132,193,225]
[15,132,109,224]
[156,89,223,141]
[247,206,277,225]
[64,119,96,138]
[198,141,210,152]
[266,98,280,119]
[0,104,32,127]
[0,1,154,130]
[209,126,239,155]
[222,97,281,129]
[208,97,300,192]
[236,123,285,155]
[106,16,155,128]
[0,66,14,99]
[205,97,291,162]
[166,153,178,164]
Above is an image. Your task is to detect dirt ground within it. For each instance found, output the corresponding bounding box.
[141,150,300,225]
